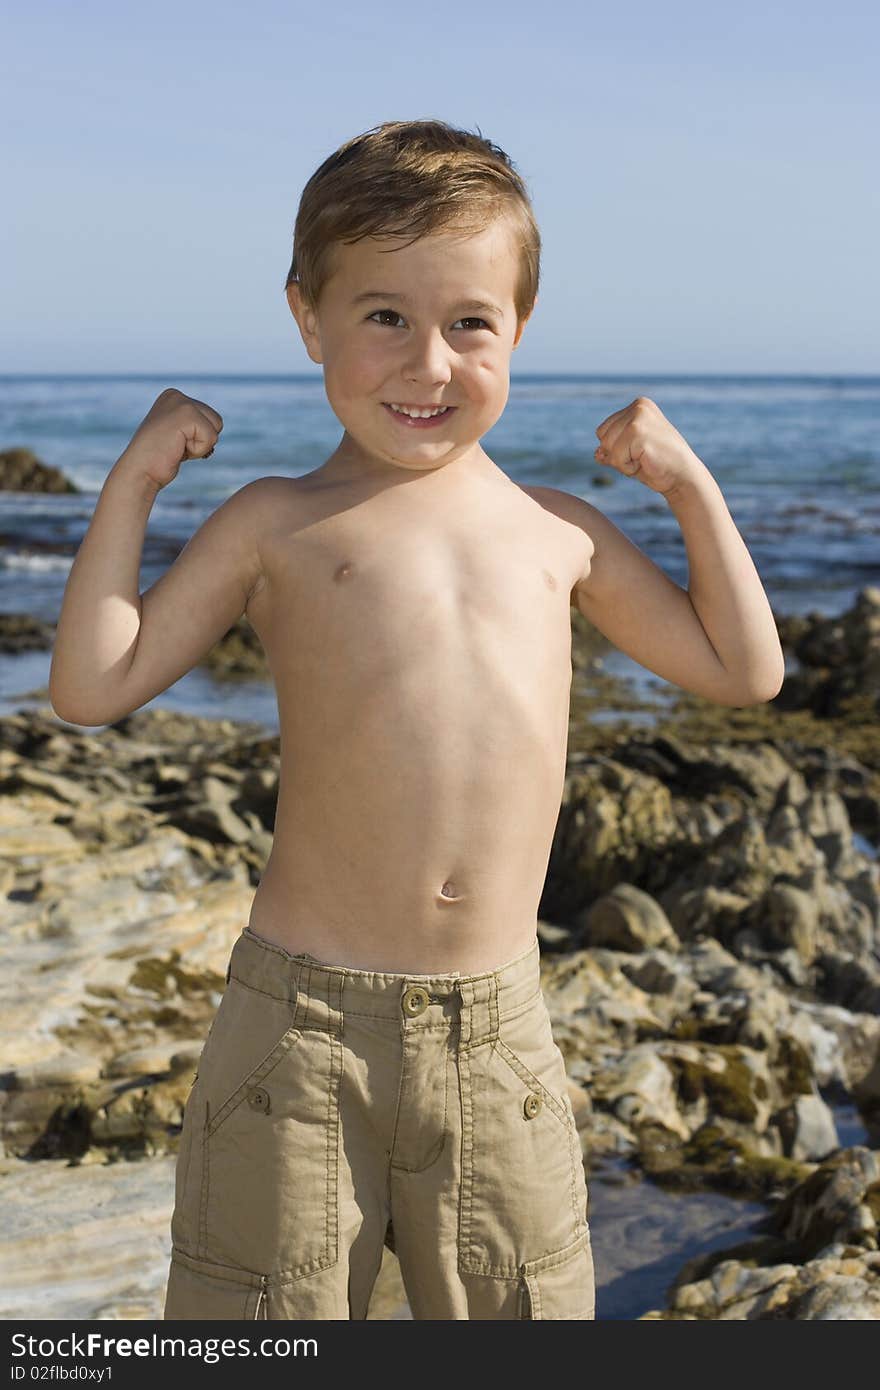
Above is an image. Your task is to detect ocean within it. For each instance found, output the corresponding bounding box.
[1,372,878,728]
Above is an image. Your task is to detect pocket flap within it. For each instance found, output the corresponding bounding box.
[520,1230,596,1319]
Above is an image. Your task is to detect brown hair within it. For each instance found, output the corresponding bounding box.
[284,118,541,327]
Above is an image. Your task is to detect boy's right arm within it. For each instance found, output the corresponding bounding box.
[48,388,267,728]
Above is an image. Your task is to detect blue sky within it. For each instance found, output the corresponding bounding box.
[3,0,877,375]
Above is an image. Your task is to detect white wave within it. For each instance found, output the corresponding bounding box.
[1,551,72,572]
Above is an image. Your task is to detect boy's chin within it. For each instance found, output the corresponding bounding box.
[342,423,457,466]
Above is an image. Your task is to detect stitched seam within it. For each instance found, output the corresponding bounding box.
[529,1274,542,1319]
[205,1029,302,1136]
[325,986,342,1264]
[390,1046,449,1173]
[520,1231,590,1275]
[457,1043,474,1269]
[388,1026,411,1164]
[494,1041,568,1125]
[227,974,291,1003]
[497,989,542,1024]
[255,995,538,1024]
[569,1109,581,1237]
[194,1033,341,1283]
[198,1100,209,1260]
[170,1246,263,1287]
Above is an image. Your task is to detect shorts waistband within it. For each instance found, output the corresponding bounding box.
[225,927,542,1041]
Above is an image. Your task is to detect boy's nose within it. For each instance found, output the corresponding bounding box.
[402,329,453,382]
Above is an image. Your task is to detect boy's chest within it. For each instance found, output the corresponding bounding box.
[247,485,585,660]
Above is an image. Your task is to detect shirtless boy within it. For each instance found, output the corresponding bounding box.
[49,119,785,1321]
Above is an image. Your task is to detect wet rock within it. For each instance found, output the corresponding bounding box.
[0,447,78,493]
[775,1092,840,1162]
[643,1147,880,1318]
[768,1146,879,1259]
[774,588,880,720]
[637,1120,813,1200]
[0,614,57,654]
[786,999,880,1094]
[853,1038,880,1140]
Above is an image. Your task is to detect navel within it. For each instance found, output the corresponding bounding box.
[333,560,355,582]
[440,880,458,899]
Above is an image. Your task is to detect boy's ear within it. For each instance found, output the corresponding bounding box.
[286,282,323,365]
[512,295,537,350]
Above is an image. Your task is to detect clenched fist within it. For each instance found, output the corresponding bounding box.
[594,396,702,497]
[118,387,223,491]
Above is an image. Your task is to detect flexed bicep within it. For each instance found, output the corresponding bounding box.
[109,479,269,722]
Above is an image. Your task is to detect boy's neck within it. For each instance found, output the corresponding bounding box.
[317,434,502,489]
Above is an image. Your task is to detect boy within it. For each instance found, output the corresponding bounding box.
[48,119,785,1320]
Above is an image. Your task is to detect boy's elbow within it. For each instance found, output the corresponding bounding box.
[48,685,130,727]
[724,671,785,707]
[48,697,106,727]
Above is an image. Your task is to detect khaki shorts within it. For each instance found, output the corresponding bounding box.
[163,928,595,1320]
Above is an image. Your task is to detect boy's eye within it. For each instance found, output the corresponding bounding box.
[367,309,489,331]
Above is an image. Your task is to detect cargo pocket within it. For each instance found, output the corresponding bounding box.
[519,1230,596,1320]
[163,1249,266,1320]
[172,977,342,1282]
[457,991,587,1278]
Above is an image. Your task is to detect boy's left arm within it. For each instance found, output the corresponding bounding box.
[559,397,785,707]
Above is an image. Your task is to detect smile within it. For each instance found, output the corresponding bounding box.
[382,403,455,429]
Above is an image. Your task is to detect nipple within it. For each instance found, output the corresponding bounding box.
[543,568,558,590]
[333,561,354,582]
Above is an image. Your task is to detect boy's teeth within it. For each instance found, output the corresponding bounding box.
[389,403,449,418]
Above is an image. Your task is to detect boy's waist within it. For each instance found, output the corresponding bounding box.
[226,926,541,1028]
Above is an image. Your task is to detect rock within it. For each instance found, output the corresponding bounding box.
[0,613,57,654]
[0,646,876,1317]
[664,886,752,946]
[754,882,820,963]
[10,1053,104,1089]
[787,1000,880,1092]
[577,883,679,952]
[637,1120,813,1200]
[103,1042,201,1080]
[775,1091,840,1161]
[773,588,880,719]
[590,1045,689,1139]
[766,1146,879,1258]
[536,918,576,951]
[619,949,693,997]
[161,776,253,845]
[0,447,78,493]
[853,1036,880,1138]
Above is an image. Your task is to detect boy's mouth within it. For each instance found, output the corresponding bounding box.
[382,402,456,429]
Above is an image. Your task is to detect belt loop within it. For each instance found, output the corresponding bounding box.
[457,979,474,1046]
[327,968,343,1035]
[489,971,500,1040]
[291,961,310,1029]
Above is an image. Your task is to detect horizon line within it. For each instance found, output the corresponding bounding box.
[1,370,879,382]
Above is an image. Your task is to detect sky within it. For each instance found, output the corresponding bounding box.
[3,0,878,376]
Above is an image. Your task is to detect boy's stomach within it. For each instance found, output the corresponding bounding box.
[246,683,571,974]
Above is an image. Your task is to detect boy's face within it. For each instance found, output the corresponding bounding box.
[287,217,533,477]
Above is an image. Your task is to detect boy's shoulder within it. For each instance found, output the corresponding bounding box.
[515,483,601,548]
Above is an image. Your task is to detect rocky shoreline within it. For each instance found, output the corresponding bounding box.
[1,447,878,1318]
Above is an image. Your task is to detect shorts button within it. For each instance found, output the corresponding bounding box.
[248,1087,271,1114]
[523,1092,542,1119]
[402,986,429,1016]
